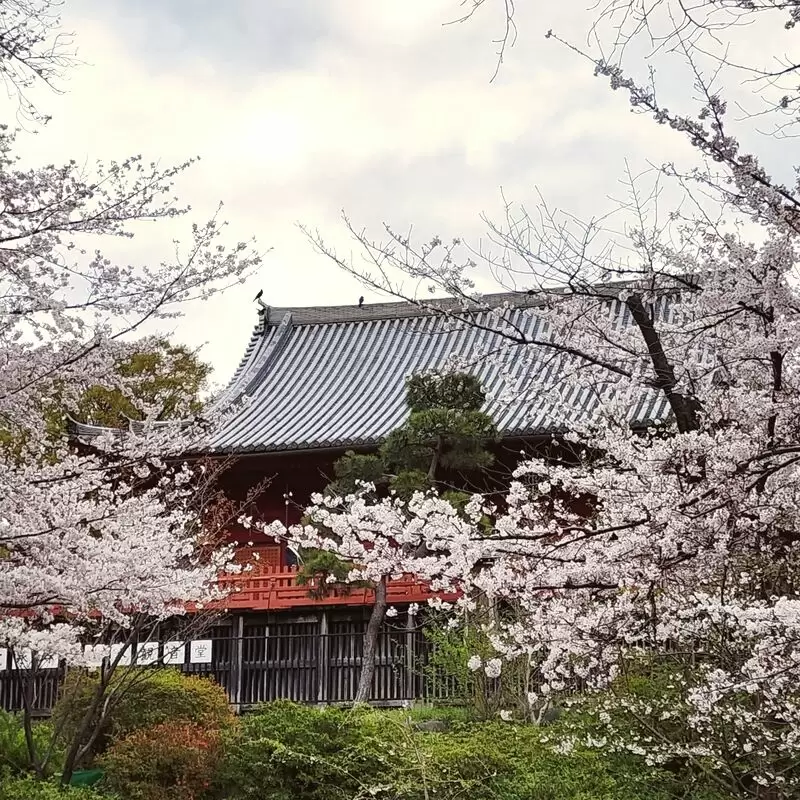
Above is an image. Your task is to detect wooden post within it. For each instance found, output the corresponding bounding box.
[405,609,416,702]
[317,612,329,704]
[230,616,244,713]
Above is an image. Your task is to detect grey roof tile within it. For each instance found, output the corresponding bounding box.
[202,297,670,453]
[68,293,672,452]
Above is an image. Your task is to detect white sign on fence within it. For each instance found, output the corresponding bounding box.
[163,641,185,665]
[84,644,108,667]
[189,639,213,664]
[135,641,159,666]
[13,648,32,670]
[0,647,6,671]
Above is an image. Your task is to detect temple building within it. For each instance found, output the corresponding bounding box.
[56,293,667,707]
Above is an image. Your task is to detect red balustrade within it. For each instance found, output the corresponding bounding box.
[216,564,459,611]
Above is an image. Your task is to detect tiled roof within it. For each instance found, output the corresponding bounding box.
[204,295,668,453]
[70,293,671,454]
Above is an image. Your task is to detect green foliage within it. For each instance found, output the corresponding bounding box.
[0,338,210,461]
[102,721,221,800]
[319,374,495,503]
[472,723,677,800]
[295,548,369,598]
[390,728,509,800]
[52,668,233,758]
[217,700,395,800]
[389,468,431,500]
[217,701,693,800]
[297,451,386,593]
[324,451,386,497]
[406,373,485,413]
[0,711,62,777]
[301,373,495,601]
[424,619,537,721]
[12,696,722,800]
[72,340,210,427]
[397,720,700,800]
[556,664,762,799]
[0,774,108,800]
[381,407,496,475]
[388,704,477,725]
[380,373,496,480]
[424,622,480,707]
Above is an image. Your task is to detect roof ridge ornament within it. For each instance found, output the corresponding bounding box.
[255,295,270,332]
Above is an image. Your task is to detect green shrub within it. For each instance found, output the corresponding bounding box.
[218,701,398,800]
[216,701,686,800]
[390,728,509,800]
[0,774,107,799]
[383,721,680,800]
[423,619,534,720]
[52,667,233,758]
[479,723,674,800]
[102,720,220,800]
[553,669,746,800]
[402,704,476,726]
[0,710,62,777]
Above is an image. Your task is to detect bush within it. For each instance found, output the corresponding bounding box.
[390,728,509,800]
[478,723,676,800]
[379,721,681,800]
[102,720,220,800]
[424,619,535,720]
[0,774,107,799]
[402,704,476,726]
[216,701,686,800]
[553,669,745,800]
[218,701,397,800]
[0,710,62,777]
[52,667,233,757]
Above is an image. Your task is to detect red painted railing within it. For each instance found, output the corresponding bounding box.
[216,565,458,611]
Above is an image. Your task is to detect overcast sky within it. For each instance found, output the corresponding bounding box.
[6,1,792,387]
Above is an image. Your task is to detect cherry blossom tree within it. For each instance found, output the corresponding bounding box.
[0,3,263,780]
[296,1,800,794]
[0,128,261,631]
[0,0,76,123]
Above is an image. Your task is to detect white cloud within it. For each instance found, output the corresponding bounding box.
[4,0,793,385]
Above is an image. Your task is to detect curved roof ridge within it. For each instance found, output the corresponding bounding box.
[211,311,295,412]
[256,274,671,327]
[262,291,551,327]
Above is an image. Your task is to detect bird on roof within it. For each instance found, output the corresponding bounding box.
[358,296,364,307]
[253,289,263,302]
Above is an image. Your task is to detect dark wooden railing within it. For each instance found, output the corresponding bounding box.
[0,626,458,715]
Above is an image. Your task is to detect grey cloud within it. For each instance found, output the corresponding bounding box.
[41,0,795,386]
[66,0,336,73]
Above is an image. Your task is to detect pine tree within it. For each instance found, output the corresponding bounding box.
[297,372,496,703]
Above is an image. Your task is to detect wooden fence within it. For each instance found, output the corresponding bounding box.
[0,623,458,715]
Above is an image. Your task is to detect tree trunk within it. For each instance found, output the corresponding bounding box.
[60,665,113,786]
[20,666,43,778]
[626,294,702,434]
[427,435,443,484]
[354,576,388,705]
